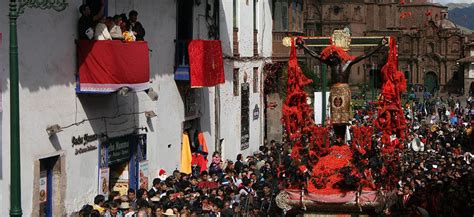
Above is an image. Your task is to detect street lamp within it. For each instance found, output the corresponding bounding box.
[9,0,67,216]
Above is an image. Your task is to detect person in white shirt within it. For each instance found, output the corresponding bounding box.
[110,15,124,40]
[94,16,112,40]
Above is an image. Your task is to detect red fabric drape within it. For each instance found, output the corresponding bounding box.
[77,40,150,93]
[188,40,225,88]
[191,153,208,173]
[198,132,209,154]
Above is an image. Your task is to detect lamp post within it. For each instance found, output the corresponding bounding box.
[9,0,68,216]
[9,1,21,216]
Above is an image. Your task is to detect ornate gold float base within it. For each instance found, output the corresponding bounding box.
[276,190,387,216]
[330,83,351,125]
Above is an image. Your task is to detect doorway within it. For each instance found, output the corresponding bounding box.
[99,134,147,196]
[39,155,60,217]
[424,71,439,94]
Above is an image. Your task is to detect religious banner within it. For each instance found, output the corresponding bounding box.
[98,167,110,197]
[39,171,47,203]
[188,40,225,87]
[138,160,149,190]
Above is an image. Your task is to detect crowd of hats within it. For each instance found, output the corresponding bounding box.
[77,144,283,217]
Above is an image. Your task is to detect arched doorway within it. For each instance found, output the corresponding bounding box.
[424,71,439,94]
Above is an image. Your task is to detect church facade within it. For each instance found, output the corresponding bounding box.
[304,0,469,94]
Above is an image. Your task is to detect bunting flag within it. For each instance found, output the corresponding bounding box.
[188,40,225,88]
[180,132,192,174]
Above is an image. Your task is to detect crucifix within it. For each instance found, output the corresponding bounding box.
[283,28,389,142]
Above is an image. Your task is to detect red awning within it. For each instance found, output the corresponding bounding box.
[188,40,225,88]
[77,40,150,93]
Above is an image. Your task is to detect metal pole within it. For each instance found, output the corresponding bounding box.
[321,64,327,127]
[9,0,22,216]
[371,68,375,102]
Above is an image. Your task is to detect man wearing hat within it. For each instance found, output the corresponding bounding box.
[158,169,167,181]
[163,208,176,216]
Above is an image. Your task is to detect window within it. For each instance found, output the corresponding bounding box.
[233,68,240,96]
[273,0,288,31]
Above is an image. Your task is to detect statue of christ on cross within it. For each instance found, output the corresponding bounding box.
[296,37,388,85]
[291,32,389,141]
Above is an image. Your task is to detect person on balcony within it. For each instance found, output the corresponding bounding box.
[110,15,124,40]
[78,0,105,40]
[126,10,146,41]
[94,16,112,40]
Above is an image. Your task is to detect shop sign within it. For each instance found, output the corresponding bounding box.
[72,133,99,155]
[39,172,47,203]
[98,168,110,197]
[108,137,130,165]
[241,83,250,150]
[139,160,149,190]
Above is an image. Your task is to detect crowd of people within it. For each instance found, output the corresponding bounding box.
[78,144,284,217]
[78,0,145,41]
[392,96,474,216]
[76,93,473,217]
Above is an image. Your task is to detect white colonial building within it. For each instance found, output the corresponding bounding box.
[0,0,272,215]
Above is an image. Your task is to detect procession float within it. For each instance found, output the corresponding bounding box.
[275,32,407,215]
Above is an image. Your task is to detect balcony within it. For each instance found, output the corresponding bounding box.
[76,40,150,94]
[174,39,191,81]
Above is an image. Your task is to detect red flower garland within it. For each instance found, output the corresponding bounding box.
[374,36,407,189]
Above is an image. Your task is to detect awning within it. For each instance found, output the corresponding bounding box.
[188,40,225,87]
[76,40,150,93]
